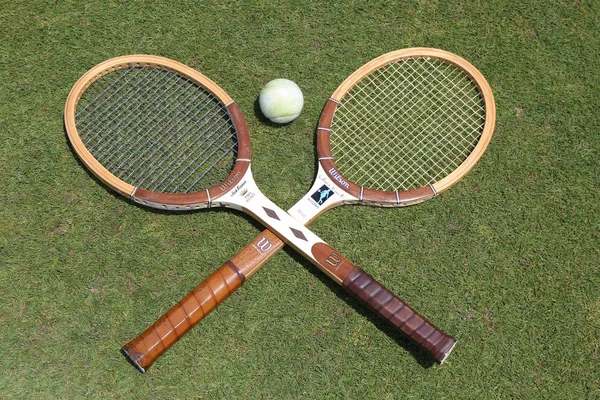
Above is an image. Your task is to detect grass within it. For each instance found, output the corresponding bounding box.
[1,0,598,398]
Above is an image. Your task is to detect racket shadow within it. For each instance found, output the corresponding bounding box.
[282,237,436,368]
[65,124,435,368]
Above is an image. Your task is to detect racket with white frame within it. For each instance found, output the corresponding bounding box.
[64,49,495,372]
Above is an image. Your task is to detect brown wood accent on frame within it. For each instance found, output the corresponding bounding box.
[226,102,252,161]
[315,99,336,160]
[316,98,338,139]
[133,188,210,209]
[398,186,436,205]
[317,149,432,206]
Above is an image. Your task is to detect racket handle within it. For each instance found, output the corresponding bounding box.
[343,267,456,363]
[122,261,246,372]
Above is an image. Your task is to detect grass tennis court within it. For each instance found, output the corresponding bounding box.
[1,1,598,398]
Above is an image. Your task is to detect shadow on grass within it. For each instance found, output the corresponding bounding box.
[283,246,438,369]
[253,96,297,128]
[65,122,436,369]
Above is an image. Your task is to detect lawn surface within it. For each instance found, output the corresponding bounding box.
[1,1,598,398]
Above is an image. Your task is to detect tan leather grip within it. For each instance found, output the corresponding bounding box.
[343,267,456,363]
[122,261,245,372]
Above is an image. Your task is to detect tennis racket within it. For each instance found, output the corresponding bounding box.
[119,48,496,371]
[64,49,494,372]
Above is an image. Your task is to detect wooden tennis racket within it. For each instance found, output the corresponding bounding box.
[64,49,495,371]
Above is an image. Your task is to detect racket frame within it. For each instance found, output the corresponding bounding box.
[318,47,496,203]
[66,49,495,214]
[65,55,251,210]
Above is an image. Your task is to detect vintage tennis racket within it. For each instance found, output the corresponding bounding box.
[120,49,496,371]
[64,49,494,371]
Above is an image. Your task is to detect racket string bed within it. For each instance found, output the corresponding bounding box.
[77,67,202,188]
[330,58,486,192]
[115,68,234,192]
[129,73,234,189]
[76,66,238,194]
[330,60,480,190]
[76,68,157,158]
[81,67,183,159]
[144,109,237,192]
[331,89,437,189]
[104,72,210,188]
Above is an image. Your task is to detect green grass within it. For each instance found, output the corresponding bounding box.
[1,0,598,398]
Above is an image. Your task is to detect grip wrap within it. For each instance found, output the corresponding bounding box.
[122,261,246,372]
[343,267,456,363]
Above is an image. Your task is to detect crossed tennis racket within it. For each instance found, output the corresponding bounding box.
[64,48,495,372]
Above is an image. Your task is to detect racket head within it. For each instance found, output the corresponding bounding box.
[64,55,251,210]
[316,48,496,206]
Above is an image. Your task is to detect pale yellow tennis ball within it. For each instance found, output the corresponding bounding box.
[259,79,304,124]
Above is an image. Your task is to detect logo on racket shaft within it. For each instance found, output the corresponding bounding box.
[324,252,342,268]
[254,236,273,253]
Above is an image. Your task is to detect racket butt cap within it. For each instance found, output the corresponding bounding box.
[121,346,146,373]
[438,339,457,364]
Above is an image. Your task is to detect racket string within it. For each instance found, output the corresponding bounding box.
[93,67,209,182]
[339,65,457,183]
[79,66,193,173]
[140,98,236,192]
[79,67,159,158]
[332,65,448,186]
[174,118,238,191]
[126,70,237,191]
[76,66,238,193]
[330,57,486,192]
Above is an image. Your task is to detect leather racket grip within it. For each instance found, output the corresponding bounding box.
[122,261,245,372]
[343,267,456,363]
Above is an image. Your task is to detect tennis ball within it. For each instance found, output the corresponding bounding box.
[259,79,303,124]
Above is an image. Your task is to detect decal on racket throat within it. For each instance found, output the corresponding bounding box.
[310,185,335,206]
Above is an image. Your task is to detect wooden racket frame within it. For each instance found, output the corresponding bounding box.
[64,55,251,209]
[317,48,496,205]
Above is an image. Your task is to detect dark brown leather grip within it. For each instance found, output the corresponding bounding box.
[122,261,245,372]
[343,267,456,363]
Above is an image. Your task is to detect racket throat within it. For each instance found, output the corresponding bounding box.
[288,164,359,225]
[220,168,338,276]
